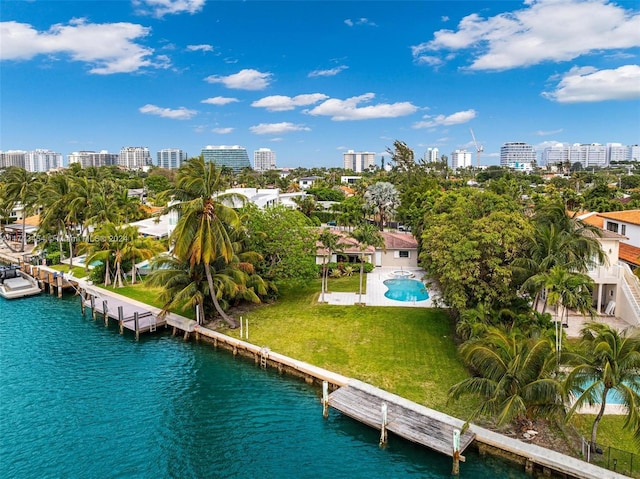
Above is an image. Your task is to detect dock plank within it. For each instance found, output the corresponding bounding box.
[328,380,475,457]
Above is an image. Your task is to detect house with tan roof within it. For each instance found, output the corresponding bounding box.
[316,229,418,269]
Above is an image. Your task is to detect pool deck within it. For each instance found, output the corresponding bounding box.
[324,267,439,308]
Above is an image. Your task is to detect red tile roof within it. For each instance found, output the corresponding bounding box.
[619,243,640,266]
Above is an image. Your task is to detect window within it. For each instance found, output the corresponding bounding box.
[606,221,619,233]
[621,224,626,235]
[399,251,409,258]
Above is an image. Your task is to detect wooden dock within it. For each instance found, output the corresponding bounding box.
[328,379,475,458]
[82,289,166,340]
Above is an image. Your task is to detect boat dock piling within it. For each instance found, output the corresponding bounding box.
[81,289,166,340]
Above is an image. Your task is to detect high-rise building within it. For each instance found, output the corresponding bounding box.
[542,143,615,168]
[201,145,251,172]
[254,148,276,171]
[500,142,536,167]
[24,149,63,172]
[450,150,472,170]
[0,150,26,169]
[119,146,152,170]
[68,150,119,168]
[425,147,439,163]
[343,150,375,172]
[157,149,188,169]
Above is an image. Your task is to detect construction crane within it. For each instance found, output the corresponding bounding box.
[470,128,483,168]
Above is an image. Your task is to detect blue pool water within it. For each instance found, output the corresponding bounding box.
[384,278,430,302]
[0,294,528,478]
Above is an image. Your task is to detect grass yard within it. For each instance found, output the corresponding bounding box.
[103,282,195,320]
[570,414,639,454]
[50,264,89,278]
[221,277,475,418]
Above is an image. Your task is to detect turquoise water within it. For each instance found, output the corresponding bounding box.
[383,278,430,302]
[0,294,528,479]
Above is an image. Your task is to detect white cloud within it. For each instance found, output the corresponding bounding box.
[0,19,157,74]
[412,109,477,129]
[306,93,418,121]
[308,65,348,77]
[134,0,205,18]
[204,69,272,90]
[542,65,640,103]
[139,104,197,120]
[251,94,329,111]
[412,0,640,70]
[249,122,311,135]
[187,44,213,52]
[534,128,564,136]
[344,18,377,27]
[201,96,239,105]
[212,127,234,134]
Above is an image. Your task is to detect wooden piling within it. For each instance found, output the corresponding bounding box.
[134,312,139,341]
[452,429,461,475]
[90,295,96,320]
[80,290,86,315]
[322,381,329,418]
[118,306,124,334]
[379,403,388,447]
[103,300,109,326]
[48,272,54,294]
[57,273,62,298]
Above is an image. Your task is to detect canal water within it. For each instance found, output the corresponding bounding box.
[0,294,528,478]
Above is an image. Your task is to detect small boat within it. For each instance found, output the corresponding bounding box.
[0,265,42,299]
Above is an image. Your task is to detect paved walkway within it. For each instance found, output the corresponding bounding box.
[324,267,440,308]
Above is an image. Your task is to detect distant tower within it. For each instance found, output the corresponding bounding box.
[343,150,376,172]
[157,149,188,169]
[201,145,251,172]
[254,148,276,171]
[425,147,439,163]
[119,146,152,170]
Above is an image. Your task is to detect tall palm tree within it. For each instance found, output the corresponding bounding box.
[525,266,595,364]
[449,326,566,427]
[168,157,243,328]
[3,167,41,252]
[350,222,384,305]
[317,228,343,303]
[564,323,640,450]
[124,234,166,284]
[38,173,74,266]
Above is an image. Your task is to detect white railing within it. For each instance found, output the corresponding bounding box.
[587,263,622,282]
[619,262,640,325]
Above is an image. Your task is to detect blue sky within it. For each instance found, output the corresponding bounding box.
[1,0,639,168]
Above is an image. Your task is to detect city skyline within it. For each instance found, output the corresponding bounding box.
[1,0,639,169]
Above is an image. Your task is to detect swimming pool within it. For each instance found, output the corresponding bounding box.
[383,278,429,302]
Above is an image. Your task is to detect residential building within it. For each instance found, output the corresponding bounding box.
[341,176,361,185]
[450,150,472,170]
[157,148,188,169]
[500,142,536,168]
[425,147,439,163]
[0,150,26,169]
[119,147,152,170]
[201,145,251,172]
[68,150,119,168]
[217,187,307,209]
[22,149,63,172]
[343,150,375,172]
[298,176,322,190]
[542,142,638,168]
[254,148,276,171]
[577,210,640,327]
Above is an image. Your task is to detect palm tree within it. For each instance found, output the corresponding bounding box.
[363,182,399,230]
[350,222,384,305]
[124,234,165,284]
[3,167,41,252]
[168,157,244,328]
[564,323,640,451]
[317,228,343,302]
[38,173,74,266]
[449,326,566,427]
[146,255,207,324]
[525,266,595,364]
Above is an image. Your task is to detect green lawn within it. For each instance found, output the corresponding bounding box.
[50,264,89,278]
[221,278,474,418]
[570,414,639,454]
